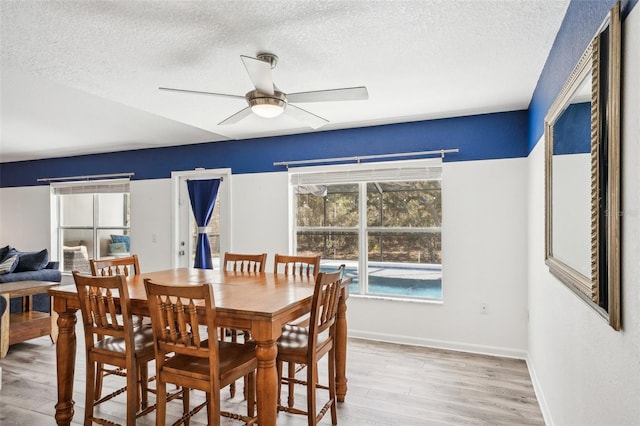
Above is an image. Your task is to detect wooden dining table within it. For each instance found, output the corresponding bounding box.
[48,268,349,426]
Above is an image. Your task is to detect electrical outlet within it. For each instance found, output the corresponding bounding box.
[152,233,157,243]
[480,303,488,315]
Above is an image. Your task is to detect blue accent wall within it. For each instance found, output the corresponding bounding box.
[528,0,637,152]
[553,102,591,155]
[0,110,528,188]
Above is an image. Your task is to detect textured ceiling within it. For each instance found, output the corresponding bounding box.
[0,0,570,163]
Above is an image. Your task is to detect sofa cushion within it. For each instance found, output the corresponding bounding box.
[0,250,19,274]
[15,249,49,272]
[0,268,62,284]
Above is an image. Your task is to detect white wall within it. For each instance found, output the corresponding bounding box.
[230,172,290,260]
[527,6,640,425]
[0,156,530,357]
[348,158,529,357]
[0,185,52,252]
[129,179,173,273]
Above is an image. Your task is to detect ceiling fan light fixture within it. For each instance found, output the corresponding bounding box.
[247,90,287,118]
[250,100,285,118]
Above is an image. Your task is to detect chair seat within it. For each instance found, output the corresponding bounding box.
[93,325,154,354]
[277,324,331,356]
[162,340,257,388]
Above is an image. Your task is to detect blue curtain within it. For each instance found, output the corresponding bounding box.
[187,178,221,269]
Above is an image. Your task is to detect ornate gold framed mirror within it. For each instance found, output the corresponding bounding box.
[545,1,621,330]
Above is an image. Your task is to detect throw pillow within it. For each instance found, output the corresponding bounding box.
[15,248,49,272]
[0,250,19,275]
[0,245,11,261]
[111,234,130,252]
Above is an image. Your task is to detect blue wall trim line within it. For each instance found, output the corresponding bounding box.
[0,110,528,188]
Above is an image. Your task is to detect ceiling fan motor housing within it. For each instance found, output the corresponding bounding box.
[246,89,287,116]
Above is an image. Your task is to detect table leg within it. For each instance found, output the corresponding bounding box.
[335,289,348,402]
[54,307,77,426]
[0,293,9,358]
[255,339,278,426]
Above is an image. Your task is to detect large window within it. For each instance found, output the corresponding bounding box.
[291,160,442,300]
[52,179,130,274]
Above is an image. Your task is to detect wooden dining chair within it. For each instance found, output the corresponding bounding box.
[222,252,267,273]
[274,253,322,401]
[73,271,155,426]
[276,265,345,426]
[273,254,321,277]
[90,254,140,277]
[221,251,266,397]
[89,253,143,402]
[144,279,258,426]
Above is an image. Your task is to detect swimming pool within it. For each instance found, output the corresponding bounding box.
[322,262,442,299]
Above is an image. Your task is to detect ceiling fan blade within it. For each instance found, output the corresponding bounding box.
[218,107,253,125]
[286,104,329,129]
[159,87,245,100]
[287,86,368,103]
[240,55,274,95]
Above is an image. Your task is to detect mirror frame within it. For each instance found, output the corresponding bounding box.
[545,1,621,330]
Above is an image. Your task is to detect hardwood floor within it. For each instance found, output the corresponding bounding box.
[0,327,544,425]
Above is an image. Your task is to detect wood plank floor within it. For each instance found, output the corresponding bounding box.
[0,328,544,425]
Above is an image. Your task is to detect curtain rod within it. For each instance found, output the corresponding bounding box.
[273,148,459,168]
[37,172,135,183]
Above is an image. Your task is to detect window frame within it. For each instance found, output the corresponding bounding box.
[289,159,442,300]
[51,179,131,274]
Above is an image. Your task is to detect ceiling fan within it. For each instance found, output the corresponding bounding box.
[159,52,368,129]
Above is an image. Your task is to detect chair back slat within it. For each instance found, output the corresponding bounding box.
[90,254,140,277]
[274,254,321,277]
[74,272,132,341]
[223,252,267,273]
[145,280,216,358]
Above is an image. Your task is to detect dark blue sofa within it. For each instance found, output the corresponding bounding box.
[0,246,62,313]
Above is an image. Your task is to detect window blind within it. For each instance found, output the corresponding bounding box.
[289,159,442,186]
[51,179,130,195]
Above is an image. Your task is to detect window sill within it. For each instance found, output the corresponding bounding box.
[348,293,443,305]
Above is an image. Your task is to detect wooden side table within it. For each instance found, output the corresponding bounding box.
[0,280,60,358]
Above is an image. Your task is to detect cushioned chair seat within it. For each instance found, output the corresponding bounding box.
[162,340,257,387]
[278,325,331,354]
[93,325,154,354]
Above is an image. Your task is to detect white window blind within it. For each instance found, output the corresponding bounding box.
[51,179,130,195]
[289,159,442,186]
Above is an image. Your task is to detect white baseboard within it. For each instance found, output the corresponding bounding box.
[526,355,553,426]
[348,329,528,359]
